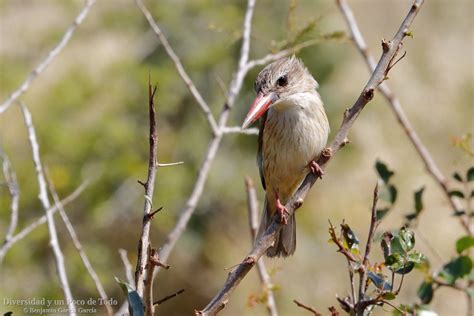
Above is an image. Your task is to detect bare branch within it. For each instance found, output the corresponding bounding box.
[245,38,321,72]
[135,0,219,135]
[46,174,113,316]
[0,0,96,114]
[153,288,185,306]
[245,177,278,316]
[21,103,76,315]
[1,149,20,246]
[119,249,135,287]
[134,81,159,315]
[293,299,323,316]
[156,0,256,275]
[221,126,259,135]
[157,161,184,167]
[357,184,379,314]
[198,1,424,314]
[335,0,472,234]
[0,182,88,263]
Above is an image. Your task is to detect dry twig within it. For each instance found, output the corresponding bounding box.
[21,103,76,315]
[1,150,20,248]
[0,0,97,114]
[335,0,472,235]
[245,177,278,316]
[0,182,88,263]
[198,1,424,314]
[47,175,113,316]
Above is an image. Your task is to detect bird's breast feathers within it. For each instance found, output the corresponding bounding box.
[262,91,329,201]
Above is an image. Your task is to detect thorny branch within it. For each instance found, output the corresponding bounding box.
[245,177,278,316]
[335,0,472,235]
[21,103,76,316]
[293,299,323,316]
[134,80,161,316]
[0,0,97,114]
[198,1,425,314]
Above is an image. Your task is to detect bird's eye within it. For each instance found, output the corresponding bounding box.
[276,75,288,87]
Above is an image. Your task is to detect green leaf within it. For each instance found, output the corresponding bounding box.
[382,292,396,300]
[408,251,426,264]
[385,253,404,270]
[376,160,394,183]
[390,236,406,255]
[414,187,425,213]
[376,208,390,221]
[453,209,466,217]
[439,256,472,284]
[456,236,474,254]
[340,223,359,250]
[380,184,398,204]
[449,190,465,199]
[395,261,415,275]
[399,228,415,252]
[467,167,474,182]
[453,172,463,182]
[417,281,434,304]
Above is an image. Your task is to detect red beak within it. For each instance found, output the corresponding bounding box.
[242,92,277,129]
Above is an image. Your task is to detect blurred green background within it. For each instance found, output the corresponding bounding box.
[0,0,472,315]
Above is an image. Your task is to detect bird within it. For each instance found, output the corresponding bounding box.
[242,56,329,257]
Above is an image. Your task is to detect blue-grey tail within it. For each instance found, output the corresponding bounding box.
[256,198,296,257]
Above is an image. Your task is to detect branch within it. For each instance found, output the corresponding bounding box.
[46,174,113,316]
[115,249,135,316]
[335,0,472,235]
[0,182,88,263]
[135,0,219,135]
[154,289,185,306]
[198,1,424,314]
[134,81,159,315]
[357,184,379,314]
[21,103,76,315]
[0,149,20,247]
[221,126,259,135]
[155,0,256,276]
[293,299,323,316]
[245,177,278,316]
[0,0,96,114]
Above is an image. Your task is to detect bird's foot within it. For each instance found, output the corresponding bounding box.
[274,193,289,225]
[308,160,324,179]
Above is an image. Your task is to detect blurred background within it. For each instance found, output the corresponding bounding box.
[0,0,472,315]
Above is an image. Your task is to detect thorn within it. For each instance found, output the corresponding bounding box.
[137,180,147,187]
[148,207,163,220]
[149,248,170,269]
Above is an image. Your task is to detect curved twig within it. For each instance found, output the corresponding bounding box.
[197,1,424,314]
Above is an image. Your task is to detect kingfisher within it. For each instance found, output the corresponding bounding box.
[242,56,329,257]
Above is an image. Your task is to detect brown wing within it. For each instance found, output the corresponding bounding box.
[257,111,267,190]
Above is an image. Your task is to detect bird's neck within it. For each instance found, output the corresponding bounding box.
[271,91,322,113]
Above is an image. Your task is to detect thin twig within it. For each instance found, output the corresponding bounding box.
[135,0,219,135]
[154,0,256,279]
[21,103,76,315]
[46,174,113,316]
[293,299,323,316]
[0,182,88,263]
[0,0,96,114]
[134,80,159,316]
[198,1,424,314]
[335,0,472,235]
[1,149,20,246]
[245,177,278,316]
[153,289,185,306]
[357,184,379,314]
[221,126,259,135]
[119,249,135,286]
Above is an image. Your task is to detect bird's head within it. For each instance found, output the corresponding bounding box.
[242,55,318,129]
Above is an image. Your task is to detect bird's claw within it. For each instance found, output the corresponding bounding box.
[275,197,289,225]
[309,160,324,179]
